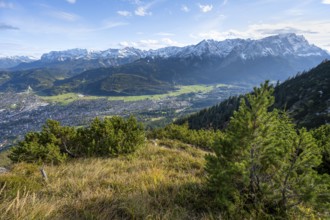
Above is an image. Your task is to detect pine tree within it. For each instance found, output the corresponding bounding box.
[312,124,330,174]
[205,81,325,218]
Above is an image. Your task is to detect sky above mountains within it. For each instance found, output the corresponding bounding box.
[1,0,330,57]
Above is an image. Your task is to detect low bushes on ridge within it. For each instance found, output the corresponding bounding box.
[9,116,145,164]
[149,123,222,150]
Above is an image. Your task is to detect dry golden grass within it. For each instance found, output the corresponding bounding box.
[0,141,219,220]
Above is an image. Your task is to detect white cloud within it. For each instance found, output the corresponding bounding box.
[134,0,163,16]
[198,4,213,13]
[322,0,330,4]
[192,30,249,41]
[222,0,228,6]
[198,14,226,30]
[160,38,181,46]
[135,6,151,16]
[0,1,14,9]
[66,0,76,4]
[181,5,190,12]
[119,38,182,49]
[49,10,80,22]
[117,10,132,16]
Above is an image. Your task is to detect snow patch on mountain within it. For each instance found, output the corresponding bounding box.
[40,49,89,62]
[0,56,37,69]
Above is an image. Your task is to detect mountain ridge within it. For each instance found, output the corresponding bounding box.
[36,33,330,61]
[2,33,328,69]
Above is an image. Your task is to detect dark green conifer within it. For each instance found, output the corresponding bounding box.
[205,82,326,218]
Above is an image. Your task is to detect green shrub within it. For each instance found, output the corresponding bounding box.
[150,123,221,150]
[73,116,145,157]
[9,131,67,165]
[312,124,330,174]
[9,116,145,164]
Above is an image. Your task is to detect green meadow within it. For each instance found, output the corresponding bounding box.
[39,84,230,104]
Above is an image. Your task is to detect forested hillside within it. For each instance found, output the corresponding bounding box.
[177,60,330,130]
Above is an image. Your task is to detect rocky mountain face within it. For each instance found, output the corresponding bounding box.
[230,34,327,59]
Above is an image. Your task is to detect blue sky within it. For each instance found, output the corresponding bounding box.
[1,0,330,57]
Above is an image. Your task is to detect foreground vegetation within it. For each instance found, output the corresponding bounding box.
[0,141,213,219]
[1,82,329,219]
[9,116,145,164]
[205,82,329,218]
[0,151,10,167]
[149,123,222,151]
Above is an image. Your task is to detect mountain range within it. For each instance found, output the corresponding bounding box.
[0,33,329,96]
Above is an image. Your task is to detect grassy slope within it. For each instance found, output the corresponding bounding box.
[0,141,218,220]
[0,150,11,167]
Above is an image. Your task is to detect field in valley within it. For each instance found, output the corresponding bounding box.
[39,84,232,104]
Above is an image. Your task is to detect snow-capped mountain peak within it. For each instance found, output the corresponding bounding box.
[7,33,328,67]
[174,38,246,58]
[230,33,328,59]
